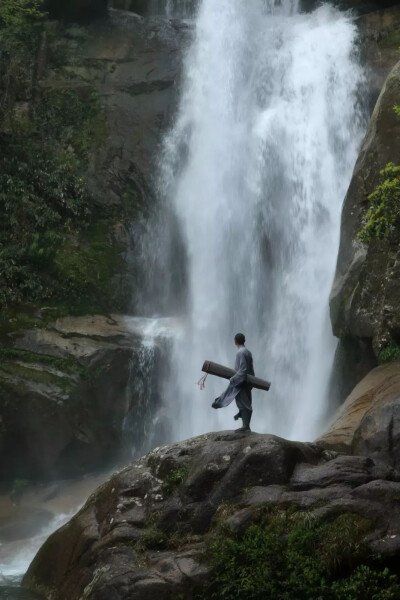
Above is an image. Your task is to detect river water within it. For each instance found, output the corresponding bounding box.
[141,0,366,443]
[0,474,110,599]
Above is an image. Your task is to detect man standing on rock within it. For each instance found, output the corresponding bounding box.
[212,333,254,433]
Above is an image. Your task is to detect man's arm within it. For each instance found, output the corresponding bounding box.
[229,352,247,387]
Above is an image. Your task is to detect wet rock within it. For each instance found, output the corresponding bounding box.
[23,431,400,600]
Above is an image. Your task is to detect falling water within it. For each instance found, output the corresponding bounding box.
[122,317,182,456]
[142,0,366,443]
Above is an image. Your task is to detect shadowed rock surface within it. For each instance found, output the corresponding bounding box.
[0,315,165,482]
[22,431,400,599]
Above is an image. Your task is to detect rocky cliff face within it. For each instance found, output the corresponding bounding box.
[330,57,400,398]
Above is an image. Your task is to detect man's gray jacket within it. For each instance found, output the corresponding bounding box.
[212,346,254,409]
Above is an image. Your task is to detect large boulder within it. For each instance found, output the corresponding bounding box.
[330,59,400,392]
[0,315,166,482]
[22,430,400,600]
[318,362,400,465]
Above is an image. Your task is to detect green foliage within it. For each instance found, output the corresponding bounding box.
[0,0,43,34]
[205,509,400,600]
[358,163,400,244]
[161,466,189,496]
[332,566,400,600]
[378,342,400,364]
[0,2,129,315]
[34,86,107,161]
[0,123,93,305]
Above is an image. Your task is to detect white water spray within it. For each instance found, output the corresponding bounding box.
[148,0,366,442]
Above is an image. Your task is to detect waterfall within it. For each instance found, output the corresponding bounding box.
[141,0,366,443]
[122,317,181,456]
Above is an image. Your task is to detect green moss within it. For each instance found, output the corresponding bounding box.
[0,361,68,386]
[0,347,86,393]
[0,348,85,377]
[0,309,45,338]
[204,509,398,600]
[53,220,126,312]
[161,466,189,496]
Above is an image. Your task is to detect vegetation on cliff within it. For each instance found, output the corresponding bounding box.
[358,161,400,244]
[0,0,131,319]
[206,509,400,600]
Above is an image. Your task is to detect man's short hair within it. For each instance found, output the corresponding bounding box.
[235,333,246,345]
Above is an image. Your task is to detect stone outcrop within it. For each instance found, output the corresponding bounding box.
[318,362,400,462]
[23,430,400,600]
[330,58,400,394]
[83,10,188,209]
[0,315,165,482]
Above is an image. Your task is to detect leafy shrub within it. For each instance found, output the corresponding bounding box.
[161,466,189,496]
[205,509,400,600]
[358,163,400,244]
[378,342,400,364]
[0,130,93,305]
[332,566,400,600]
[0,0,119,310]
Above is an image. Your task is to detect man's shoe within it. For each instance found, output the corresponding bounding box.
[234,411,241,421]
[235,426,251,433]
